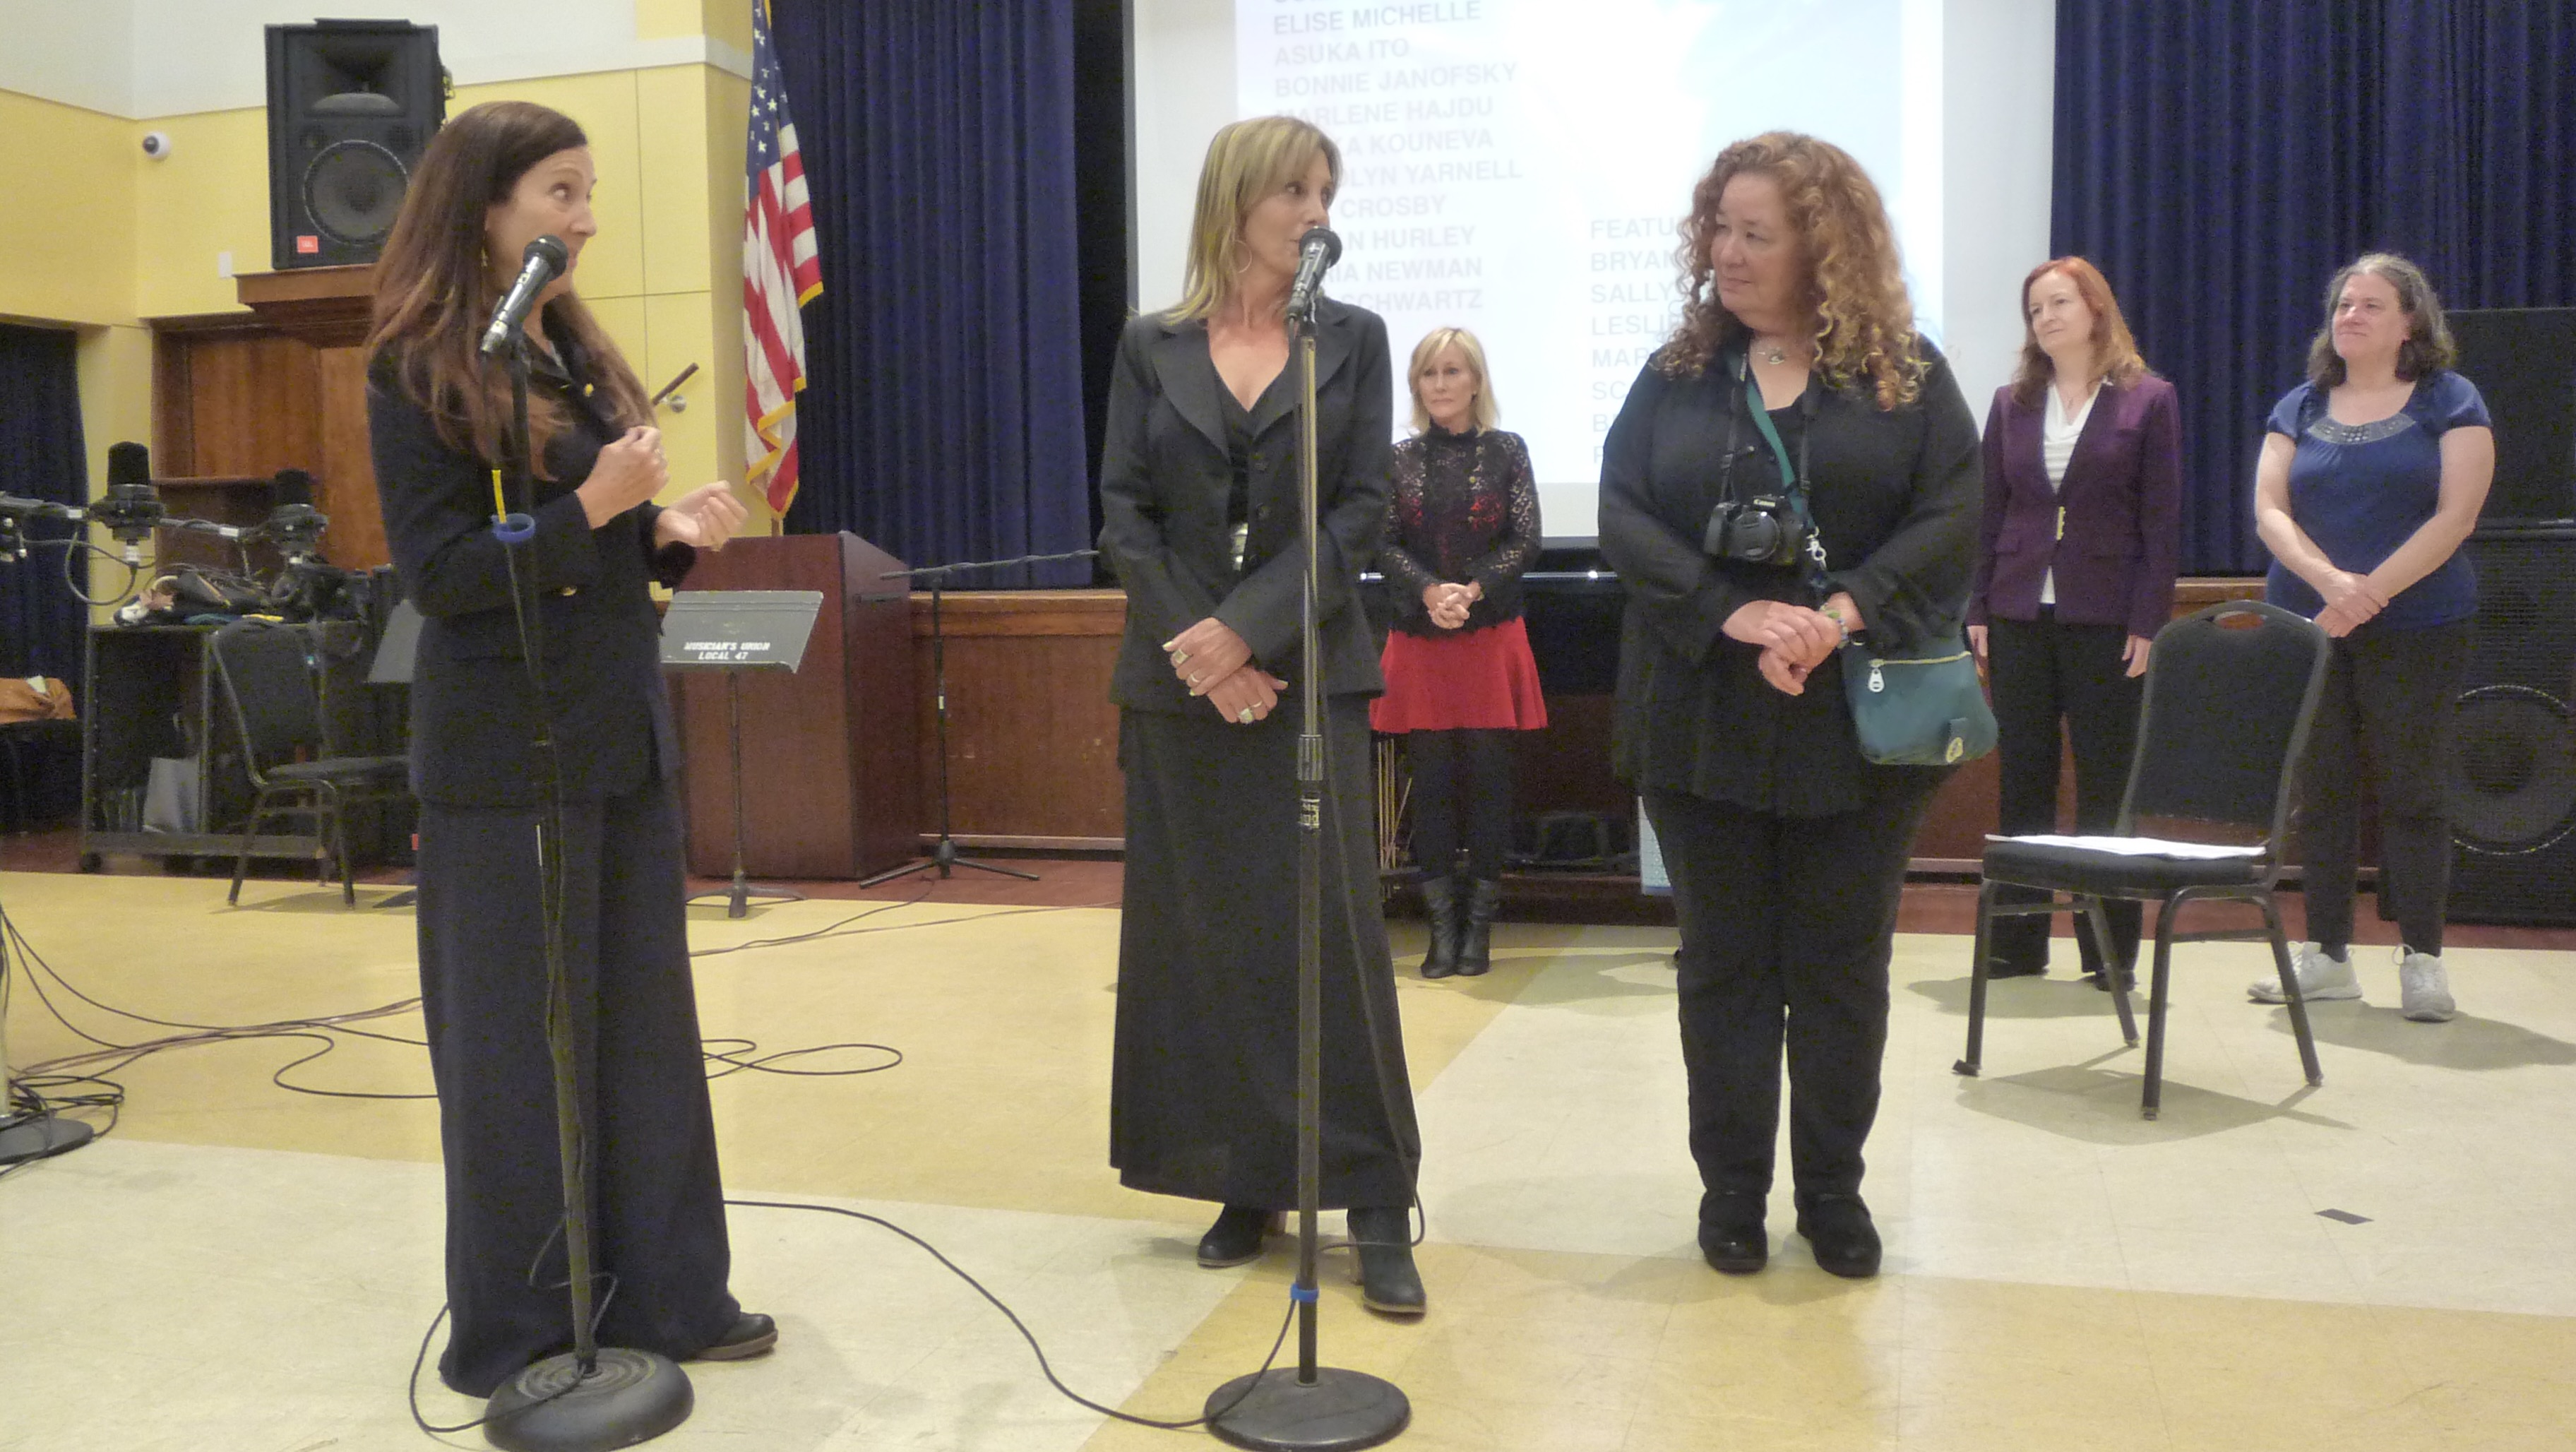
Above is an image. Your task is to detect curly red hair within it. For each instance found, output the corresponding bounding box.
[1657,131,1923,410]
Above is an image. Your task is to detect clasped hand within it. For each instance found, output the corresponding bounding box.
[1422,580,1479,631]
[1163,618,1283,725]
[2313,569,2389,638]
[1724,597,1849,696]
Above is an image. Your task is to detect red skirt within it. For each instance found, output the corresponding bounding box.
[1371,616,1549,733]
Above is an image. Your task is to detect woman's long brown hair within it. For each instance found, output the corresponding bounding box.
[365,100,648,470]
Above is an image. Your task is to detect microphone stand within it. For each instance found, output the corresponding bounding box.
[477,331,692,1452]
[1203,303,1409,1449]
[859,548,1099,888]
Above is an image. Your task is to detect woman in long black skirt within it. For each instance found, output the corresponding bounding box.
[1096,114,1425,1314]
[365,100,768,1395]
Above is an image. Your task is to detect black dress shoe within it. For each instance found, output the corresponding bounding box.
[1795,1194,1882,1279]
[1696,1189,1767,1275]
[1982,956,2047,979]
[1345,1206,1426,1316]
[1197,1205,1277,1268]
[692,1311,778,1362]
[2085,968,2137,992]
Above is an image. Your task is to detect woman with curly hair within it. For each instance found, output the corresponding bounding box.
[1599,132,1981,1278]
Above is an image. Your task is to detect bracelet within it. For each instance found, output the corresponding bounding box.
[1820,605,1852,643]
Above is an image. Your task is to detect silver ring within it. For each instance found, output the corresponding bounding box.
[1238,707,1256,723]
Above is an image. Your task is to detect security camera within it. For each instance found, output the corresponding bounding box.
[141,131,172,159]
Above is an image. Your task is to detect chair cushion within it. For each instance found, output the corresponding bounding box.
[1982,838,2269,894]
[269,755,410,783]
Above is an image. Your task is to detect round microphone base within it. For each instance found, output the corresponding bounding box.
[482,1347,692,1452]
[1205,1366,1409,1451]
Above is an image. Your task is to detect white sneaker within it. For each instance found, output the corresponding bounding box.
[2397,947,2456,1022]
[2249,942,2361,1003]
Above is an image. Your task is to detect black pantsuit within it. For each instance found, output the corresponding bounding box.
[1647,778,1940,1199]
[418,781,737,1395]
[1984,611,2144,974]
[369,319,740,1397]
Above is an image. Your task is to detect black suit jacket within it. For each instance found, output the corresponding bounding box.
[367,328,695,808]
[1096,298,1394,710]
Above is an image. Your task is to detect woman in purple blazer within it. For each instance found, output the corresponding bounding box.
[1967,257,2181,985]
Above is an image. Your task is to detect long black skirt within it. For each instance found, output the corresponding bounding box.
[416,778,739,1396]
[1111,697,1421,1210]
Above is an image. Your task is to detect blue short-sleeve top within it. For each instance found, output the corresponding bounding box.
[2262,370,2490,630]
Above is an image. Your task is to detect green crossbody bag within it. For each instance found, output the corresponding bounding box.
[1742,389,1996,767]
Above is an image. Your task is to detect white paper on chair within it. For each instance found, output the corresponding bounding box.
[1986,834,2265,860]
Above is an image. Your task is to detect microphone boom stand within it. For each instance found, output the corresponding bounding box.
[1202,303,1409,1448]
[478,332,692,1451]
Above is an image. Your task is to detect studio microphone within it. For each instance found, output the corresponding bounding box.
[479,235,571,357]
[1284,226,1342,323]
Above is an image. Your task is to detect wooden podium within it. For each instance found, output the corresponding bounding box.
[669,533,919,879]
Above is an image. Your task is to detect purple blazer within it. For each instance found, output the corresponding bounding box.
[1969,374,2182,640]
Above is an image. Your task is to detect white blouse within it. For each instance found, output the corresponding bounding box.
[2038,379,2101,607]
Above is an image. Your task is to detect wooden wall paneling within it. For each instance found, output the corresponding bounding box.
[312,346,387,569]
[179,331,323,477]
[911,590,1124,848]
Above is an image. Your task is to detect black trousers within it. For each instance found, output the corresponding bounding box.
[1407,727,1514,880]
[1645,775,1939,1204]
[417,778,739,1397]
[2294,619,2469,957]
[1986,611,2144,974]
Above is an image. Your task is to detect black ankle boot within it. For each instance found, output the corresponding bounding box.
[1344,1206,1426,1315]
[1417,876,1461,980]
[1453,879,1501,977]
[1197,1205,1277,1268]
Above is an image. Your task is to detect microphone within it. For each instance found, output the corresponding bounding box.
[1284,226,1342,323]
[479,235,571,357]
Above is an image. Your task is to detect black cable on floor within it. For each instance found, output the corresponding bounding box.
[727,1197,1297,1432]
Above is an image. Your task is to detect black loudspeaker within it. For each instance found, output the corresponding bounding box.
[266,20,445,270]
[2449,309,2576,525]
[2449,525,2576,924]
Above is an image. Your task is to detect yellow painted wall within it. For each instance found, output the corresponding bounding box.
[0,91,137,328]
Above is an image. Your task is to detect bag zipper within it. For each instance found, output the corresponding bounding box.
[1861,650,1971,694]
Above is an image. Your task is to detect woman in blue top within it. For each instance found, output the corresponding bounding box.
[2250,254,2493,1023]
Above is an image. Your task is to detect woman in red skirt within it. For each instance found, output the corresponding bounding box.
[1374,326,1549,977]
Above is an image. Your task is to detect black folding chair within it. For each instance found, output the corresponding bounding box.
[208,621,410,907]
[1953,601,2334,1119]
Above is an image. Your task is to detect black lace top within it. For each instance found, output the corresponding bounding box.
[1379,426,1542,636]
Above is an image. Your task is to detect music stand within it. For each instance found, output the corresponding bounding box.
[662,590,823,918]
[366,599,424,909]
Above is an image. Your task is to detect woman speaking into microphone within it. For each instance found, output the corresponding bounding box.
[1096,115,1425,1315]
[366,100,763,1396]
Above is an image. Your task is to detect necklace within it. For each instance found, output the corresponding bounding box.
[1757,339,1790,367]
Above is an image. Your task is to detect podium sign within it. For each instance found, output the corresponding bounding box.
[660,590,823,672]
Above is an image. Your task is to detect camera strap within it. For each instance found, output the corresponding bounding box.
[1732,348,1834,593]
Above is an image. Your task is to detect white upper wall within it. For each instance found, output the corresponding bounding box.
[1940,0,2056,423]
[0,1,747,119]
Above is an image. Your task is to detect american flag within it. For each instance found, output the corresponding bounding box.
[743,0,821,517]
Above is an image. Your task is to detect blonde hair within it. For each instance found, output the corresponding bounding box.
[1406,326,1500,434]
[1166,116,1341,323]
[1659,131,1924,410]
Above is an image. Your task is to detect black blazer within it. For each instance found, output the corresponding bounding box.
[1096,298,1394,710]
[1599,345,1984,816]
[367,326,696,808]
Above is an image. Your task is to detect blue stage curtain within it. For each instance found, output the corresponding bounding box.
[0,322,90,680]
[769,1,1092,588]
[2051,0,2576,574]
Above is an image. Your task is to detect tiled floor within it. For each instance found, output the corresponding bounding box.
[2,859,2572,1450]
